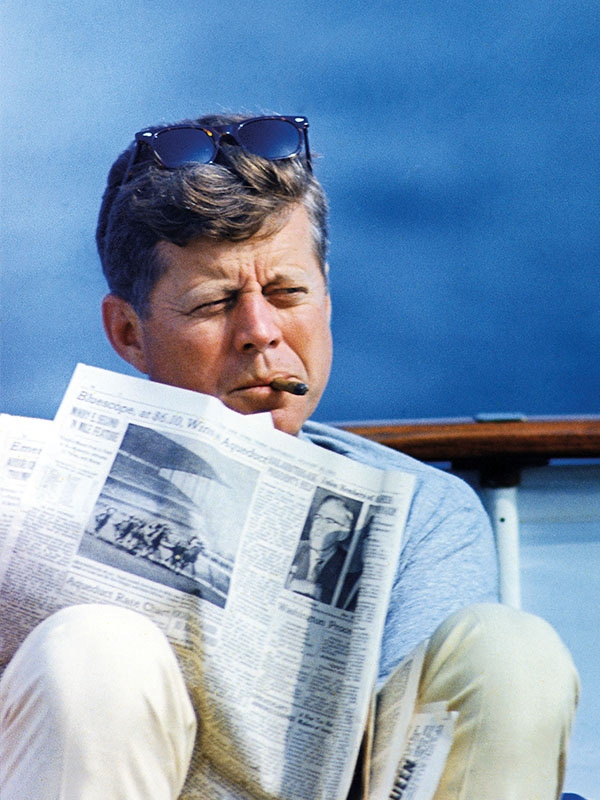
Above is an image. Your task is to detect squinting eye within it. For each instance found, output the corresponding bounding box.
[266,286,308,304]
[189,295,237,316]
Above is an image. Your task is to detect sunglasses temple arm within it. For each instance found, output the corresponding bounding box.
[118,140,144,189]
[303,128,312,172]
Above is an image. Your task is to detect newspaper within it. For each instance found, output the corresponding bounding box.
[0,414,52,564]
[0,364,454,800]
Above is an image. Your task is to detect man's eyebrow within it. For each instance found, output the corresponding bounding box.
[264,267,320,285]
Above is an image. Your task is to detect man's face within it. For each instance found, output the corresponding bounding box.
[308,498,354,556]
[111,205,332,435]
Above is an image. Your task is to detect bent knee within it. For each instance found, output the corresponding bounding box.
[3,604,182,709]
[421,603,580,721]
[1,605,196,797]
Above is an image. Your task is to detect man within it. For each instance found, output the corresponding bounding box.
[286,494,361,608]
[0,113,579,799]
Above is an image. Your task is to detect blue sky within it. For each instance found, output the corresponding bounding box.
[1,0,599,423]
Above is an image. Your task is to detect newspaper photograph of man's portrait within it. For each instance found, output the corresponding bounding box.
[285,489,367,612]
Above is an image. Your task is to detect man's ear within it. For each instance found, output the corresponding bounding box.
[101,294,149,375]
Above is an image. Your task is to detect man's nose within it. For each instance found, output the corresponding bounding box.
[232,292,283,353]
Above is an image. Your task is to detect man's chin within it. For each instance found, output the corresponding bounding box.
[269,407,304,436]
[218,395,302,435]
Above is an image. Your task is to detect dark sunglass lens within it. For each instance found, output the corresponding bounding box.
[237,119,301,160]
[154,128,216,168]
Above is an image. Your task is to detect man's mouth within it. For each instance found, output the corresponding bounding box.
[232,375,307,396]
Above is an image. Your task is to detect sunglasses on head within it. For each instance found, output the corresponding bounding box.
[122,115,312,183]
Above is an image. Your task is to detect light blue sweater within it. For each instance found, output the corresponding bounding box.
[301,420,499,683]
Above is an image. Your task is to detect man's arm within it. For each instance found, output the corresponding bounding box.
[378,475,498,682]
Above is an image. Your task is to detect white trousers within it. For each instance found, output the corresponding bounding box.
[421,603,579,800]
[0,602,579,800]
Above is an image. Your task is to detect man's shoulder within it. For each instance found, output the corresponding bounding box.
[300,419,482,510]
[302,419,451,478]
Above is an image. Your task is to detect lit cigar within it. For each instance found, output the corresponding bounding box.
[270,377,309,396]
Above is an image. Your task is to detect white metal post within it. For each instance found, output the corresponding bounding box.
[484,486,521,608]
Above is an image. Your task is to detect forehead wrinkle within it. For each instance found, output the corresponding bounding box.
[155,236,318,289]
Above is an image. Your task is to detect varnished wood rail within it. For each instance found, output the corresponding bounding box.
[339,415,600,465]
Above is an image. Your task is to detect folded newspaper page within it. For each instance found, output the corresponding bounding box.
[387,703,456,800]
[368,640,429,800]
[346,641,456,800]
[0,364,446,800]
[0,414,52,564]
[367,642,457,800]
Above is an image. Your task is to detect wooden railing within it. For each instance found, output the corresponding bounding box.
[340,415,600,487]
[340,414,600,463]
